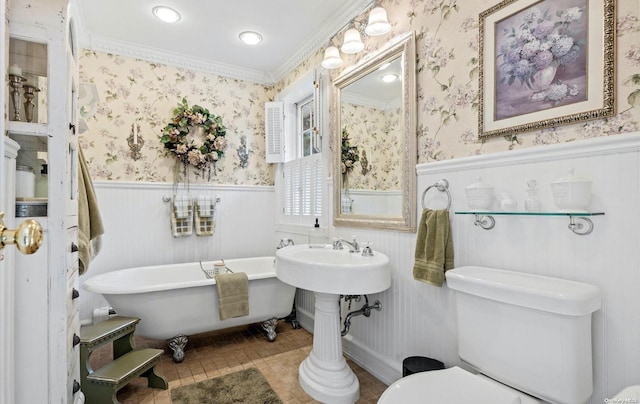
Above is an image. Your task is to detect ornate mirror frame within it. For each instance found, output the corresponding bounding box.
[332,31,416,232]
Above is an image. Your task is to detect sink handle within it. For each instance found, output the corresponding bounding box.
[362,243,374,257]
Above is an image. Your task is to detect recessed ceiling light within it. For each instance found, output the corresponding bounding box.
[152,6,181,23]
[380,73,399,83]
[239,31,263,45]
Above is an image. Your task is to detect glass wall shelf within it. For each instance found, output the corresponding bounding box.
[454,211,605,236]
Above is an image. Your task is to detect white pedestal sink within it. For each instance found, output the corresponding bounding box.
[276,244,391,404]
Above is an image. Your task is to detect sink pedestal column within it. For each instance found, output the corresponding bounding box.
[299,292,359,404]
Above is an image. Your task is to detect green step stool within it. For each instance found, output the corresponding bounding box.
[80,316,168,404]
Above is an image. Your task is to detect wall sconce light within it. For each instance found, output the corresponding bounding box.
[127,122,144,161]
[341,28,365,54]
[365,7,391,36]
[321,46,344,69]
[322,4,393,70]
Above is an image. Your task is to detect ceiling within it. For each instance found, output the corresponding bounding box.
[74,0,373,84]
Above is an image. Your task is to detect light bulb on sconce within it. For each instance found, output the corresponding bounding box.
[321,46,343,69]
[341,28,365,54]
[365,7,391,36]
[127,122,144,161]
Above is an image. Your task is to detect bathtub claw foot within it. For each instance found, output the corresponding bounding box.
[168,335,189,363]
[262,318,278,342]
[284,305,301,329]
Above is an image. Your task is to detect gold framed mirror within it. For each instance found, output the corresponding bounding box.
[332,31,416,232]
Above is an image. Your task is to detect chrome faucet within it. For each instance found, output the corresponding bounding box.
[333,237,359,253]
[277,238,295,249]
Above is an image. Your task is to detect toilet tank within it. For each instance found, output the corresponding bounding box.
[446,266,601,404]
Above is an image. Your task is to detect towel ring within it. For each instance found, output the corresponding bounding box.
[421,179,451,210]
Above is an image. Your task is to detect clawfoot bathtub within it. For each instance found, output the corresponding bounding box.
[83,257,297,362]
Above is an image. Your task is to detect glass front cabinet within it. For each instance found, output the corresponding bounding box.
[6,1,81,403]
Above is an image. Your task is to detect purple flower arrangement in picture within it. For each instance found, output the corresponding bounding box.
[498,6,584,104]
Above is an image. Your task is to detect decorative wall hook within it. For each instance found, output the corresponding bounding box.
[127,122,144,160]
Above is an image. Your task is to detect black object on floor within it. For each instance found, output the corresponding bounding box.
[402,356,445,377]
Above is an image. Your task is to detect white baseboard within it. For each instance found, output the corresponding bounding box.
[295,307,402,387]
[342,334,401,386]
[295,306,314,333]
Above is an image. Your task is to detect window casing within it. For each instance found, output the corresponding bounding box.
[275,69,326,228]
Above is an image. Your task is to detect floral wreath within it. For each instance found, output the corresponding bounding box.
[160,98,227,171]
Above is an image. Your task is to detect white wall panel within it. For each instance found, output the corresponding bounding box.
[294,133,640,403]
[78,182,276,324]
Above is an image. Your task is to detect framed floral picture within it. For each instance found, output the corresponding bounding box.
[478,0,615,138]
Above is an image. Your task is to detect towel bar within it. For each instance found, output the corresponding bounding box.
[421,179,451,210]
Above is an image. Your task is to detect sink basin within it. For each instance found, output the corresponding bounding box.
[612,386,640,400]
[275,244,391,295]
[275,243,392,403]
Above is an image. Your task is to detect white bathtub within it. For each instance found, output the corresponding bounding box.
[83,257,297,361]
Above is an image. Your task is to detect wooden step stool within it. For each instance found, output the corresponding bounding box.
[80,316,168,404]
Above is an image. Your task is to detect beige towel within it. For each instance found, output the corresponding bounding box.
[214,272,249,320]
[78,146,104,275]
[413,209,454,287]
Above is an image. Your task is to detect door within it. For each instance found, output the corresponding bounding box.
[0,1,14,402]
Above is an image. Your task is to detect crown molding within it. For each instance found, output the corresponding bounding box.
[268,0,373,82]
[76,0,374,85]
[342,92,387,110]
[83,34,272,84]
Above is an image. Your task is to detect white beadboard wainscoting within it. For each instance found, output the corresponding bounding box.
[347,189,402,216]
[78,182,276,324]
[292,132,640,403]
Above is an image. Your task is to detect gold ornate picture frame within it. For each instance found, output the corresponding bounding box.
[478,0,615,139]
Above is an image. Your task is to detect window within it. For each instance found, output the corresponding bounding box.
[273,69,326,228]
[298,96,321,157]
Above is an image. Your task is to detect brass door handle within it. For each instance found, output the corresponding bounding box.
[0,212,43,255]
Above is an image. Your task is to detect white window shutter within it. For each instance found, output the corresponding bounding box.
[283,162,293,216]
[301,160,312,215]
[282,154,322,222]
[312,156,323,216]
[265,101,284,163]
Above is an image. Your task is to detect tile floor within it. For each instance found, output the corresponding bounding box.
[90,321,389,403]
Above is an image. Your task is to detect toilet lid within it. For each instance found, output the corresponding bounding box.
[378,367,521,404]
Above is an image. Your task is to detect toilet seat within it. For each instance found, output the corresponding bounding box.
[378,366,526,404]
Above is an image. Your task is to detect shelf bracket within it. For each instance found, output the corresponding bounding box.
[473,214,495,230]
[568,216,594,236]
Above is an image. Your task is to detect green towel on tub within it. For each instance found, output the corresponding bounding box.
[214,272,249,320]
[413,209,454,287]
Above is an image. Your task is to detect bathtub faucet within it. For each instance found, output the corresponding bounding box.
[277,238,295,249]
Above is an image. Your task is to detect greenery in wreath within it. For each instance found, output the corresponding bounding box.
[160,98,227,172]
[341,128,359,176]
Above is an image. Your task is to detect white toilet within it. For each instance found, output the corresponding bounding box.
[379,266,602,404]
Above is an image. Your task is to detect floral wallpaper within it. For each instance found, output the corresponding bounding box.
[280,0,640,163]
[78,51,276,184]
[79,0,640,185]
[342,102,402,190]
